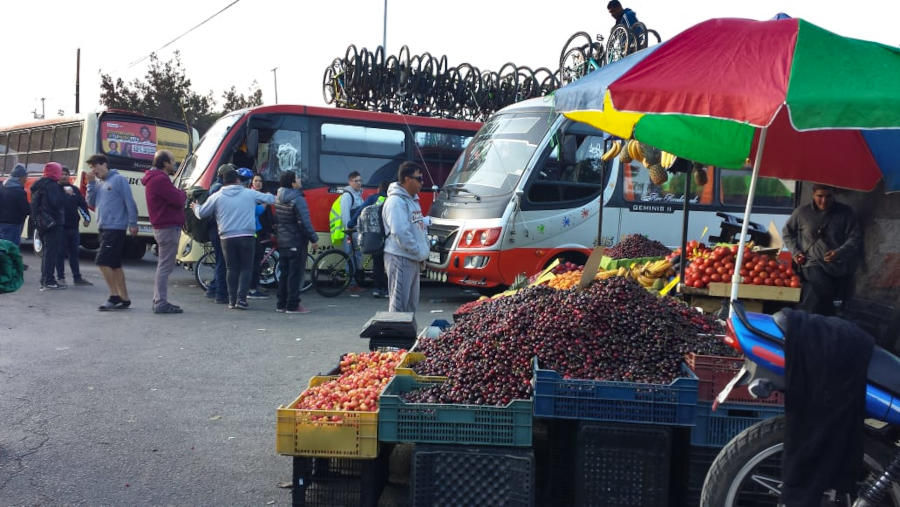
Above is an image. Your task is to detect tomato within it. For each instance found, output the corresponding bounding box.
[767,260,777,268]
[752,276,762,285]
[716,266,727,275]
[702,275,711,284]
[763,278,773,286]
[709,273,721,282]
[790,280,800,288]
[739,268,749,277]
[724,261,735,271]
[774,278,784,287]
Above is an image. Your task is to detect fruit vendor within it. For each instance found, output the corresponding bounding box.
[782,184,862,315]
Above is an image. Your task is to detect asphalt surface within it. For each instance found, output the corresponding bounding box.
[0,246,475,505]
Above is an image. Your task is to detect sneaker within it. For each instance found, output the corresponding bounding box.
[234,300,249,310]
[57,279,67,288]
[275,307,286,313]
[246,290,270,299]
[98,299,129,311]
[286,305,310,314]
[153,302,183,314]
[40,281,64,291]
[73,278,93,286]
[227,303,236,310]
[215,298,229,305]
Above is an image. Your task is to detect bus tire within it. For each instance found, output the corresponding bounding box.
[80,234,100,251]
[123,239,147,261]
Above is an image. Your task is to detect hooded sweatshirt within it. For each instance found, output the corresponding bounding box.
[383,182,429,262]
[0,176,30,225]
[86,169,138,230]
[142,168,186,229]
[194,184,274,239]
[30,177,66,230]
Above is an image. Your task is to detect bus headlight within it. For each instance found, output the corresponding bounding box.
[464,231,475,245]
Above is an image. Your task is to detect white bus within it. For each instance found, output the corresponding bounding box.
[0,110,199,258]
[425,96,796,288]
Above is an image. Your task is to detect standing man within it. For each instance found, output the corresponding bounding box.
[192,168,275,310]
[383,162,430,313]
[142,150,186,314]
[205,164,236,304]
[31,162,67,290]
[607,0,642,32]
[56,166,92,287]
[329,171,365,291]
[0,163,30,247]
[86,154,139,311]
[273,171,318,314]
[783,184,862,315]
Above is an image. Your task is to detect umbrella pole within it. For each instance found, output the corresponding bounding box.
[729,127,768,314]
[597,161,606,247]
[678,165,691,295]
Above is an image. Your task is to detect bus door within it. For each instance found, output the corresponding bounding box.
[243,114,310,193]
[509,122,611,277]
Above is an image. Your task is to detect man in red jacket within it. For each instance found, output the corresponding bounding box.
[142,150,186,314]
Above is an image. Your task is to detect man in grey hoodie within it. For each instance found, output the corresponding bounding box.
[383,162,430,313]
[0,164,30,246]
[192,168,275,309]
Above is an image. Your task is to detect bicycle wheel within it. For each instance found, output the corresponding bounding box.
[300,252,315,293]
[559,46,588,85]
[312,249,351,297]
[259,247,279,288]
[559,31,594,71]
[194,249,216,291]
[606,25,632,65]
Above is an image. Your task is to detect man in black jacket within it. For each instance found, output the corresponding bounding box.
[273,171,318,314]
[31,162,67,290]
[0,163,30,246]
[56,167,92,287]
[783,184,862,315]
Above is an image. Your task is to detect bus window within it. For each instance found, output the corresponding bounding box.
[0,133,6,172]
[67,125,82,149]
[320,123,405,185]
[720,169,794,208]
[413,131,472,187]
[53,126,69,150]
[622,161,715,206]
[256,127,307,183]
[527,132,607,205]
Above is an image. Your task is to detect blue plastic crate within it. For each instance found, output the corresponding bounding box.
[532,358,698,426]
[691,401,784,448]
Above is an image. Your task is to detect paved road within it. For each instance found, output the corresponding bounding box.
[0,247,475,505]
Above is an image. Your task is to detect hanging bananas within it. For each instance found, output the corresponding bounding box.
[601,140,622,162]
[660,151,677,169]
[627,139,643,161]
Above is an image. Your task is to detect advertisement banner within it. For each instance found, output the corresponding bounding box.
[100,121,190,162]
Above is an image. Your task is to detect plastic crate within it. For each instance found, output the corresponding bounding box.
[690,401,783,448]
[683,446,721,507]
[686,353,784,405]
[532,358,698,426]
[276,376,379,458]
[360,311,417,338]
[291,453,389,507]
[378,375,533,447]
[411,444,535,507]
[394,352,449,382]
[575,422,672,507]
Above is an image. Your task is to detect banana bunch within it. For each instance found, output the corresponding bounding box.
[627,139,643,161]
[629,259,674,288]
[601,140,623,162]
[594,266,629,280]
[660,151,677,169]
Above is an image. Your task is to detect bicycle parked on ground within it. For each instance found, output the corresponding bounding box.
[194,236,314,294]
[310,230,375,297]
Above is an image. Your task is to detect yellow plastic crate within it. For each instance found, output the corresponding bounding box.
[276,375,379,458]
[394,352,449,382]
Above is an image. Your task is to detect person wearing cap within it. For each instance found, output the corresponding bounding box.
[56,166,92,287]
[86,153,139,311]
[204,163,237,304]
[30,162,67,290]
[0,163,30,247]
[142,150,186,314]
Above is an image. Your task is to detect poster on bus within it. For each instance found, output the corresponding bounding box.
[100,121,190,162]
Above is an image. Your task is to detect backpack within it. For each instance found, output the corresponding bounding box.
[183,187,211,243]
[357,200,387,254]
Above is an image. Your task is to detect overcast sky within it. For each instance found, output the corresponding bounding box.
[2,0,898,126]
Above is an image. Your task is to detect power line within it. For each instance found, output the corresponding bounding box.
[127,0,241,69]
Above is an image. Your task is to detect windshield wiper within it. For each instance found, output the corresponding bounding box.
[451,186,481,201]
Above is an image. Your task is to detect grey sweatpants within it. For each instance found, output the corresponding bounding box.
[153,226,181,304]
[385,252,420,313]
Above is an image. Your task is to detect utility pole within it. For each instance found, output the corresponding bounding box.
[75,48,81,114]
[271,67,279,104]
[383,0,388,53]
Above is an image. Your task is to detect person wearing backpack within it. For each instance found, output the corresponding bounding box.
[329,171,364,292]
[31,162,67,290]
[357,180,390,298]
[383,162,430,313]
[273,171,318,314]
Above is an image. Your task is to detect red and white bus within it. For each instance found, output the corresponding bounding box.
[174,104,481,258]
[0,110,198,258]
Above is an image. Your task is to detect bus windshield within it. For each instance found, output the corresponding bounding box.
[177,112,243,188]
[443,111,552,197]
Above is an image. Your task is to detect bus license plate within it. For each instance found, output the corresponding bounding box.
[428,251,441,264]
[138,225,153,234]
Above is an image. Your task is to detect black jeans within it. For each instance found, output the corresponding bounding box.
[250,235,265,290]
[56,227,81,280]
[40,226,63,286]
[277,244,307,310]
[373,251,387,290]
[799,264,848,316]
[221,236,255,304]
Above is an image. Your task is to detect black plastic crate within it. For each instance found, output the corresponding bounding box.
[292,452,389,507]
[537,419,577,507]
[360,311,417,338]
[411,444,535,507]
[684,446,720,507]
[575,422,672,507]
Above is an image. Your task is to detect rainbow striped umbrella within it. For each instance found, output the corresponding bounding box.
[556,17,900,302]
[556,17,900,193]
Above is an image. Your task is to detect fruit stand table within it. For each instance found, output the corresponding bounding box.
[682,282,800,314]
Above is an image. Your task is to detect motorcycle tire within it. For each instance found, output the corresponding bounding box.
[701,415,900,506]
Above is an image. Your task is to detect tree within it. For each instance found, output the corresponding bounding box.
[99,51,263,135]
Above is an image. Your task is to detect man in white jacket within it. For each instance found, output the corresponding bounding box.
[382,162,430,313]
